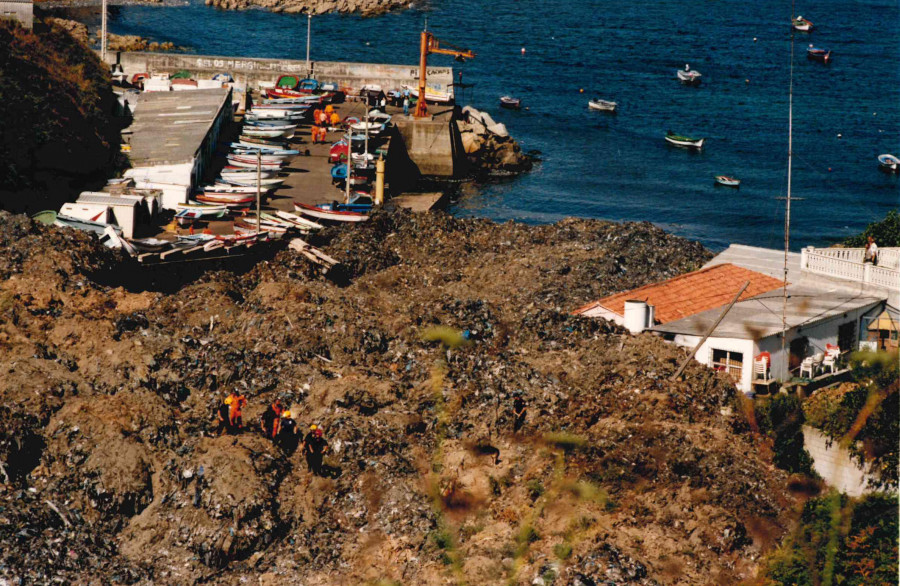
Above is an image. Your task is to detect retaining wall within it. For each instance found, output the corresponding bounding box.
[105,51,454,95]
[802,425,879,497]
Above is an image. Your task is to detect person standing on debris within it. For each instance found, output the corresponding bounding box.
[228,390,247,433]
[403,96,410,116]
[303,425,329,476]
[512,394,527,433]
[261,398,284,439]
[214,395,232,436]
[276,411,299,454]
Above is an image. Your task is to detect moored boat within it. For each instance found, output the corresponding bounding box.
[499,96,522,110]
[878,154,900,173]
[676,65,702,86]
[806,45,832,63]
[588,98,617,112]
[714,175,741,187]
[665,131,705,149]
[792,16,814,32]
[273,210,325,231]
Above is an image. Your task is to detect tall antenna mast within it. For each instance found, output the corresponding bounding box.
[781,1,796,374]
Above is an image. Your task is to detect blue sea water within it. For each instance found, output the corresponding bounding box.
[104,0,898,250]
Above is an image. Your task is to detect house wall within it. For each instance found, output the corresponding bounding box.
[757,302,885,381]
[125,163,195,209]
[802,425,879,497]
[0,2,32,30]
[672,334,756,392]
[579,306,624,326]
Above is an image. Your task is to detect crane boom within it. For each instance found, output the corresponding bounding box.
[415,30,475,118]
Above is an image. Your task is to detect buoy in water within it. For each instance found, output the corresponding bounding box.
[837,133,842,138]
[579,88,584,93]
[753,37,757,42]
[521,47,526,55]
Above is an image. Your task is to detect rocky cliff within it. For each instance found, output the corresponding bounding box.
[0,210,801,584]
[205,0,410,16]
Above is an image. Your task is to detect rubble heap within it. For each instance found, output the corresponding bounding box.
[0,210,797,584]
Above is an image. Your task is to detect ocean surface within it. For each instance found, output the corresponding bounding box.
[97,0,898,250]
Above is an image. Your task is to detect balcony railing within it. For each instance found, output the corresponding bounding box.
[801,247,900,289]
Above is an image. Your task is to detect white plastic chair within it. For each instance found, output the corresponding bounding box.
[799,357,816,378]
[753,358,769,380]
[822,352,838,374]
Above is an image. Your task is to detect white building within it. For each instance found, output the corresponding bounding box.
[122,88,232,210]
[0,0,32,30]
[575,243,897,394]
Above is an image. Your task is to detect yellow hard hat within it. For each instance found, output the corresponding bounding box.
[225,396,234,405]
[282,410,292,418]
[310,424,317,431]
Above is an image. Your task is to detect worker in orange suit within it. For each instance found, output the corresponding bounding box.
[330,111,341,129]
[227,389,247,433]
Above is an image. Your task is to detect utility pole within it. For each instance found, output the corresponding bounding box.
[256,150,261,234]
[344,132,351,204]
[101,0,108,63]
[306,14,312,77]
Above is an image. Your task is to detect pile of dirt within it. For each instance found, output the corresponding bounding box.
[0,210,799,584]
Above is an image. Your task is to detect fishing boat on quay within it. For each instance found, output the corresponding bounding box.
[294,202,370,223]
[665,131,705,149]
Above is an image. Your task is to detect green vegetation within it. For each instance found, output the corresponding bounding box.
[844,210,900,247]
[0,19,119,212]
[754,394,817,476]
[803,351,899,489]
[761,491,898,586]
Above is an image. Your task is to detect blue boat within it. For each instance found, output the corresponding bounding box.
[299,78,320,92]
[318,193,374,213]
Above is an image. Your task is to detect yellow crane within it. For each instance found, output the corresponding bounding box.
[414,30,475,118]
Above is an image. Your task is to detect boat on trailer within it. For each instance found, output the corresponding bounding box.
[665,131,705,149]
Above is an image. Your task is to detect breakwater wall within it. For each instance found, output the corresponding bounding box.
[103,51,454,94]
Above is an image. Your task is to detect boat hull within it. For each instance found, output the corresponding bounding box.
[665,135,705,149]
[294,202,369,223]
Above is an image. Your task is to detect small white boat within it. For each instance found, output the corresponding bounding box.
[204,184,269,194]
[665,131,705,149]
[349,121,385,134]
[225,157,284,170]
[221,169,279,180]
[677,66,702,86]
[588,99,617,112]
[241,126,295,139]
[176,202,229,215]
[274,210,325,231]
[878,154,899,173]
[792,16,814,32]
[220,177,285,188]
[714,175,741,187]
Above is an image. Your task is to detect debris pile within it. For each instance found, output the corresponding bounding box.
[0,210,798,584]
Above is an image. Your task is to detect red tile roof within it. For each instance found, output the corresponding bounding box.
[573,263,785,324]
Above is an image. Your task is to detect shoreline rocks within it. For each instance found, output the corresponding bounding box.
[458,105,536,175]
[204,0,411,16]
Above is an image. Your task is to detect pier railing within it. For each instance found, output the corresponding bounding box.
[801,247,900,289]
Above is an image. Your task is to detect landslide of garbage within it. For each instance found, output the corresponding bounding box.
[0,210,798,584]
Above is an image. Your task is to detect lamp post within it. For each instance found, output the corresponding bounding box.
[306,14,312,76]
[101,0,108,63]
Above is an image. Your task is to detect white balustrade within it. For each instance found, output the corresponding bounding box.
[802,247,900,289]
